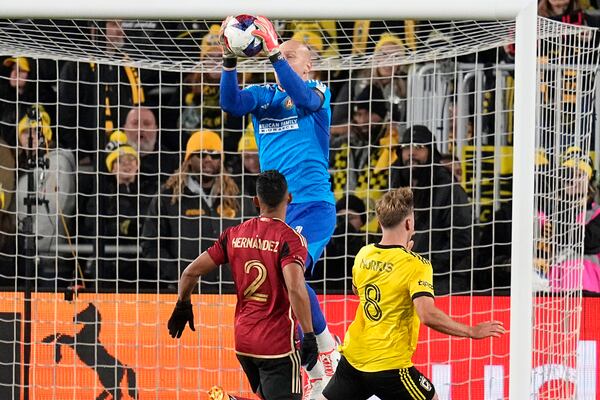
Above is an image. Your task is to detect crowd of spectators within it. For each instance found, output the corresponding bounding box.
[0,8,599,294]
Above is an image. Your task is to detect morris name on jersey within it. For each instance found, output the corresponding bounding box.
[359,258,393,273]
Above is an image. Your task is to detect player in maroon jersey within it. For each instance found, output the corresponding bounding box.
[168,170,318,400]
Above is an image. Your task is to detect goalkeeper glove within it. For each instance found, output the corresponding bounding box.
[168,299,195,338]
[300,332,319,371]
[219,16,238,68]
[252,16,280,57]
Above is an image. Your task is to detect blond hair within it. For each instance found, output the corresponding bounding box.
[164,158,240,214]
[376,188,414,229]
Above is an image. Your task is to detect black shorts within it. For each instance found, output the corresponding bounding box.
[323,356,435,400]
[236,351,302,400]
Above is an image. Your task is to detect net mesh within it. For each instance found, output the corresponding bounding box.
[532,18,599,400]
[0,19,517,71]
[0,16,596,399]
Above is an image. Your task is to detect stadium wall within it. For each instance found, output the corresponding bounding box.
[1,294,598,399]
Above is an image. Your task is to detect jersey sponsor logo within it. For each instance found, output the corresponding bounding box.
[232,237,280,253]
[258,116,299,134]
[360,258,393,273]
[418,280,434,290]
[284,96,294,110]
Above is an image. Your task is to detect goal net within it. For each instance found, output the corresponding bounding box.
[0,15,597,399]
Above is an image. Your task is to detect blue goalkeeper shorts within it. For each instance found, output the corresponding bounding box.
[286,201,336,274]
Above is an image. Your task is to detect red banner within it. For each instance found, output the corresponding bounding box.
[322,295,599,400]
[0,293,598,399]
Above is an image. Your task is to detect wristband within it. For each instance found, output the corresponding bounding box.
[269,50,284,64]
[222,56,238,69]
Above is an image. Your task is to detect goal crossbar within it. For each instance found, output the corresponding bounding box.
[0,0,533,20]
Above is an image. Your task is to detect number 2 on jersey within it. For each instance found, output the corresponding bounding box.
[243,260,268,302]
[364,283,382,321]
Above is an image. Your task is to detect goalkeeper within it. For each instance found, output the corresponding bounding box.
[220,15,339,396]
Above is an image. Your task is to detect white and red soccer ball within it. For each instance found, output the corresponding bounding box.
[223,15,264,57]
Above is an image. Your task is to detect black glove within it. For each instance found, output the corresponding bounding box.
[168,300,195,338]
[301,332,319,371]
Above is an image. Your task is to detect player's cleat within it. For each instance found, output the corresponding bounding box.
[319,348,340,379]
[319,335,341,378]
[208,385,230,400]
[303,377,325,400]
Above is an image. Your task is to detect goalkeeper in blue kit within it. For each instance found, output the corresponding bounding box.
[220,15,339,399]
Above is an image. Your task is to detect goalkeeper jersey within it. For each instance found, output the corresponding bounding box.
[340,243,435,372]
[243,80,334,205]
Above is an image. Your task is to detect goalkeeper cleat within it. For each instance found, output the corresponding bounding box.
[319,335,341,378]
[303,377,325,400]
[319,348,340,380]
[208,385,230,400]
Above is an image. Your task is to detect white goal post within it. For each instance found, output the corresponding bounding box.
[2,0,534,20]
[0,1,540,399]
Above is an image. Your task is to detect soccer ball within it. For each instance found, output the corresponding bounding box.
[223,15,264,57]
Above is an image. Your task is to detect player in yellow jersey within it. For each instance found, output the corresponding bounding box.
[322,188,506,400]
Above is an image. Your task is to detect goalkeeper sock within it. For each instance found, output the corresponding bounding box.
[305,283,327,334]
[316,326,337,353]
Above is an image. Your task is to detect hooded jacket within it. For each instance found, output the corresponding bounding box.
[391,125,473,294]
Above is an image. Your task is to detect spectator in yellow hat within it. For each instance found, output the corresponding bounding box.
[560,146,595,199]
[82,131,154,290]
[141,130,240,289]
[237,125,260,218]
[15,105,76,287]
[3,57,29,94]
[548,146,600,293]
[0,57,56,148]
[104,131,139,185]
[238,125,260,176]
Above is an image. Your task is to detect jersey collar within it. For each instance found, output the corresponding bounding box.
[374,244,406,250]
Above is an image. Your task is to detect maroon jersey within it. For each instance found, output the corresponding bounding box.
[207,216,307,357]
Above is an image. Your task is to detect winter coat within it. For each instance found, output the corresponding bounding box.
[141,182,239,287]
[16,148,76,253]
[391,158,473,295]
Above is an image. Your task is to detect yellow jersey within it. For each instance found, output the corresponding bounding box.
[340,243,435,372]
